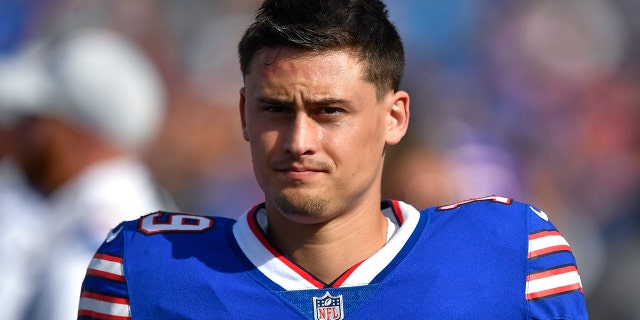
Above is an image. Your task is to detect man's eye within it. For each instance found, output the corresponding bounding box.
[318,107,343,115]
[264,106,290,113]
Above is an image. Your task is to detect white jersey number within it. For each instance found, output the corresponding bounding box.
[139,212,214,234]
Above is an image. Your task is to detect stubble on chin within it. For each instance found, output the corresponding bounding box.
[272,190,329,219]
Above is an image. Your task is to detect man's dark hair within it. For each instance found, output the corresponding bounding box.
[238,0,405,100]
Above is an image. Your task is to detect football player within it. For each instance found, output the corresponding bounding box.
[78,0,588,319]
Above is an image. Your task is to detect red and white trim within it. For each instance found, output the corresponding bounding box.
[86,253,125,282]
[247,204,326,289]
[437,195,512,211]
[526,265,583,300]
[78,292,131,320]
[232,201,421,290]
[528,230,572,259]
[343,201,418,287]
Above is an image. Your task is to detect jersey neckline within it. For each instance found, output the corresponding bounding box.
[231,200,424,290]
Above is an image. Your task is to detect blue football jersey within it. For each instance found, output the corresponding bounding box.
[78,197,588,319]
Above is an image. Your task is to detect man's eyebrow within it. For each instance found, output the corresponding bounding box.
[256,97,292,106]
[256,96,350,106]
[312,98,350,106]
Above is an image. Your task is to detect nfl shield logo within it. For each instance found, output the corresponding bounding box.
[313,291,344,320]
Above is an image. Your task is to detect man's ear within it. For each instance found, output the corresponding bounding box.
[239,87,249,141]
[385,90,410,146]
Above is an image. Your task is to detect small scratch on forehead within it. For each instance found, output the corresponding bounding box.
[260,47,285,68]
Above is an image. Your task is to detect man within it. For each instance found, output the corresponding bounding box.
[0,29,170,320]
[78,0,588,319]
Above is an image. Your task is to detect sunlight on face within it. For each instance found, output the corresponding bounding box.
[240,48,402,223]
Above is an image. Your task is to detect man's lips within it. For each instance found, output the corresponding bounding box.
[271,159,331,176]
[277,165,324,172]
[278,169,321,180]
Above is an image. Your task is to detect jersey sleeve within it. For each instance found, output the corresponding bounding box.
[524,204,588,319]
[78,222,132,320]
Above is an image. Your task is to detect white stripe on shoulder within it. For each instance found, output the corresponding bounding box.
[78,292,130,318]
[87,254,125,281]
[528,231,571,259]
[526,265,583,300]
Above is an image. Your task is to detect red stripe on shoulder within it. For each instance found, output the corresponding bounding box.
[527,265,578,281]
[528,230,562,240]
[528,245,573,259]
[81,291,130,305]
[526,283,583,301]
[94,253,123,263]
[86,269,125,282]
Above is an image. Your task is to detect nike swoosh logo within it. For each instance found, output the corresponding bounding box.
[530,206,549,221]
[105,226,123,243]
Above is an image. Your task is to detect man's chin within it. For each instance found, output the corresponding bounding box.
[272,191,330,220]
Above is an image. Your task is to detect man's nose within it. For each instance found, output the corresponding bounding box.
[283,113,318,157]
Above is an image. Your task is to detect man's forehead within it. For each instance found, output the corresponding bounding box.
[243,47,381,104]
[251,47,362,73]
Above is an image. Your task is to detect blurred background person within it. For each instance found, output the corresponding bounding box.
[0,28,171,319]
[0,46,50,320]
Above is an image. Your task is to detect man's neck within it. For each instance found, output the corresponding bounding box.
[264,204,389,284]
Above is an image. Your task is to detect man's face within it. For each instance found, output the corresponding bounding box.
[240,48,408,224]
[12,117,54,191]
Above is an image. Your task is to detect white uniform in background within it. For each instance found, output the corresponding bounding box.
[20,156,166,320]
[0,159,49,320]
[0,28,170,320]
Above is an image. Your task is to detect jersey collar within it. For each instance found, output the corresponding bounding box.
[232,200,422,290]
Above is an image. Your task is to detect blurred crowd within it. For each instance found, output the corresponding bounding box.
[0,0,638,319]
